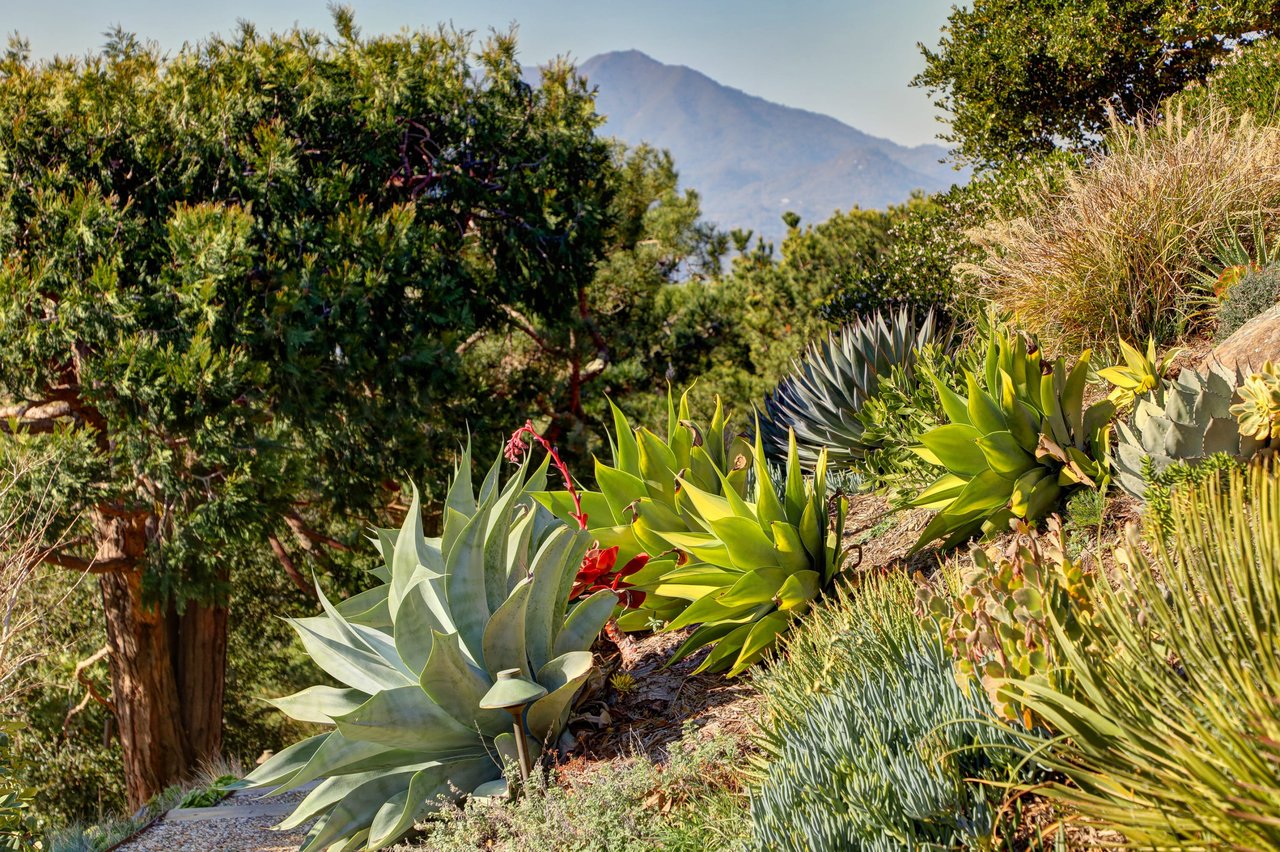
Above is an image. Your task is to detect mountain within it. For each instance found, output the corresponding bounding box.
[576,50,966,244]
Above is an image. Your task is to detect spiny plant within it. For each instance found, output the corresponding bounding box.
[1010,461,1280,848]
[757,307,944,470]
[909,329,1115,551]
[1096,337,1178,410]
[643,430,849,676]
[246,449,614,852]
[534,389,752,633]
[1231,360,1280,443]
[917,516,1099,731]
[1111,361,1262,499]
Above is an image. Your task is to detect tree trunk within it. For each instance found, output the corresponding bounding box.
[95,509,228,808]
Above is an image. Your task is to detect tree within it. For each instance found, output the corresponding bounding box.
[915,1,1280,165]
[0,15,611,805]
[462,143,728,455]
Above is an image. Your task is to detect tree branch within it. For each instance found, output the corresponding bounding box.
[285,511,351,553]
[64,645,113,733]
[38,550,136,574]
[268,533,315,597]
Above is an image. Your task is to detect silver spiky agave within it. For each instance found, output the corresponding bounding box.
[245,449,614,852]
[1113,362,1264,499]
[758,307,942,469]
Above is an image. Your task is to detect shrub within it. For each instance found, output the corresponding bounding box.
[751,572,1029,850]
[966,109,1280,350]
[908,328,1114,552]
[917,517,1101,731]
[1011,460,1280,847]
[1172,36,1280,128]
[410,726,751,852]
[1217,262,1280,340]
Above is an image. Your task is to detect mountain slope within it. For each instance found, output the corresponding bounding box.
[577,50,965,243]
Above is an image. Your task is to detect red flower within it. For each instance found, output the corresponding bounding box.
[571,548,649,609]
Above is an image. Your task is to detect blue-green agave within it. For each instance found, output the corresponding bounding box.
[246,450,613,851]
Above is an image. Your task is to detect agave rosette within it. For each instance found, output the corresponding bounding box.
[758,307,942,469]
[246,449,613,852]
[909,331,1115,551]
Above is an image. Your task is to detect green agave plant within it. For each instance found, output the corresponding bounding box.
[246,449,613,852]
[641,429,849,676]
[534,389,752,633]
[1112,361,1262,499]
[909,330,1115,551]
[758,307,943,470]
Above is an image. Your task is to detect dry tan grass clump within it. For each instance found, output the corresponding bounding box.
[964,108,1280,352]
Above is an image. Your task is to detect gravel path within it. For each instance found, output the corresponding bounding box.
[115,787,314,852]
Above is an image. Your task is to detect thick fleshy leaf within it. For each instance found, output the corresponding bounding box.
[393,580,446,675]
[483,577,533,678]
[444,500,494,669]
[244,734,327,788]
[288,617,412,695]
[298,769,419,851]
[419,631,507,737]
[524,527,588,675]
[267,686,368,725]
[333,686,481,754]
[367,758,499,849]
[920,423,988,476]
[553,590,616,657]
[727,610,791,676]
[525,651,594,740]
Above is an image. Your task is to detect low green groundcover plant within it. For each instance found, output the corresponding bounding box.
[409,726,751,851]
[751,572,1030,850]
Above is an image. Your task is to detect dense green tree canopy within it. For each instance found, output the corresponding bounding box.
[916,0,1280,165]
[0,13,612,804]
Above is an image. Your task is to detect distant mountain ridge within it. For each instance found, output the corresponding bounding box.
[576,50,965,243]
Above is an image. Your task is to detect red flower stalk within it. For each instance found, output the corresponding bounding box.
[504,420,586,530]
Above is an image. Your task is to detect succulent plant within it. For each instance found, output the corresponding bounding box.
[642,429,849,676]
[909,329,1115,552]
[1097,337,1180,410]
[534,389,752,633]
[1112,362,1263,499]
[917,516,1099,731]
[246,449,613,852]
[1231,361,1280,441]
[757,307,943,470]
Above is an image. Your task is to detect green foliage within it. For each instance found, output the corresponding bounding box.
[649,433,848,676]
[1140,452,1246,538]
[918,518,1100,731]
[758,308,945,470]
[909,329,1115,551]
[410,726,751,852]
[177,775,239,809]
[534,390,752,633]
[853,336,983,501]
[1096,337,1179,410]
[1112,363,1261,499]
[1217,261,1280,341]
[0,724,37,850]
[824,156,1076,325]
[969,110,1280,350]
[1009,461,1280,847]
[915,0,1280,165]
[751,572,1029,850]
[248,449,612,852]
[1232,360,1280,440]
[45,784,187,852]
[1171,36,1280,127]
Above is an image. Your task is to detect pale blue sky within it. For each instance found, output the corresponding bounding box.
[2,0,959,147]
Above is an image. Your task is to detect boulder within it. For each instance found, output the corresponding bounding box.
[1211,304,1280,373]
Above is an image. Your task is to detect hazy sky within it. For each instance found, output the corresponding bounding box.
[3,0,959,147]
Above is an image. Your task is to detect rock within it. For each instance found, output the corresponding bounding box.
[1212,304,1280,373]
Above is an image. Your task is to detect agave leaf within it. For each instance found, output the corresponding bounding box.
[278,735,408,793]
[966,374,1008,435]
[524,527,589,675]
[267,686,369,725]
[444,496,495,667]
[775,571,821,612]
[299,769,422,852]
[526,651,594,740]
[921,424,988,476]
[727,611,792,677]
[609,398,641,474]
[333,686,480,754]
[393,582,448,675]
[770,520,811,573]
[367,758,498,849]
[707,515,781,571]
[693,621,758,674]
[288,617,412,695]
[912,474,969,509]
[595,462,648,520]
[667,622,743,666]
[333,584,391,628]
[716,567,788,608]
[419,630,507,737]
[245,733,327,788]
[553,590,616,658]
[666,590,757,631]
[976,431,1037,479]
[481,577,533,678]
